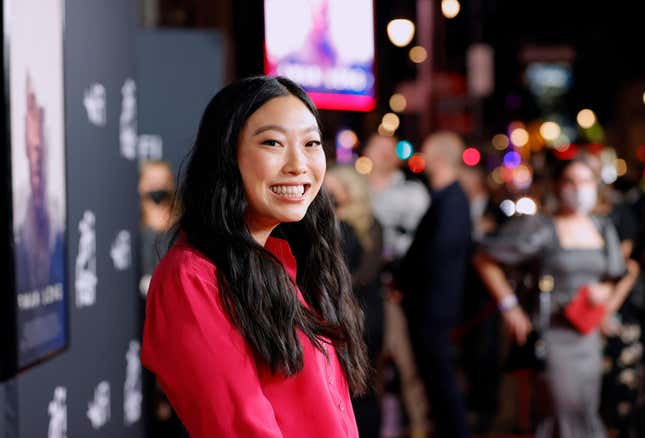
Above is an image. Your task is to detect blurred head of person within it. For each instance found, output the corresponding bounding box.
[552,156,599,215]
[422,130,464,189]
[25,74,46,215]
[363,134,400,176]
[139,160,176,232]
[325,165,376,252]
[175,75,367,393]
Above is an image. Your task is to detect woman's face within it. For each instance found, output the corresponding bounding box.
[237,95,326,230]
[558,162,596,194]
[557,161,598,214]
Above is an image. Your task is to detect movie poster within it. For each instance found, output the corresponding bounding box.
[7,0,68,369]
[264,0,376,111]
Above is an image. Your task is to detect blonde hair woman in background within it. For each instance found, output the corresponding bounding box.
[325,165,385,437]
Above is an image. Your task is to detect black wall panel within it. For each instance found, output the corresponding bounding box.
[2,1,143,437]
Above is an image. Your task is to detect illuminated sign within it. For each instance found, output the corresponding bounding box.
[264,0,376,111]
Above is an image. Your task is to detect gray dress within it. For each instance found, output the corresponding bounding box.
[482,214,626,438]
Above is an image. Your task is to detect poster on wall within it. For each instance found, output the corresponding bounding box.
[5,0,68,372]
[264,0,376,111]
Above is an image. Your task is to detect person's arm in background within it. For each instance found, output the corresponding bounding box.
[605,259,640,314]
[601,226,641,334]
[602,206,640,315]
[471,214,553,345]
[472,251,532,345]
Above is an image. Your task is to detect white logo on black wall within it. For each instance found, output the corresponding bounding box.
[84,83,106,126]
[48,386,67,438]
[87,381,111,429]
[111,230,131,270]
[75,211,97,308]
[120,78,137,160]
[124,340,143,425]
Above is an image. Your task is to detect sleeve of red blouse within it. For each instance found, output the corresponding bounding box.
[141,255,284,438]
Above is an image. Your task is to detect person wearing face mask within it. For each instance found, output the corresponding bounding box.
[474,156,635,438]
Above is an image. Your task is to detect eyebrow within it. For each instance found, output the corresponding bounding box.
[252,124,320,136]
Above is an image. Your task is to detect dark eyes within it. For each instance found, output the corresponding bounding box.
[261,139,322,147]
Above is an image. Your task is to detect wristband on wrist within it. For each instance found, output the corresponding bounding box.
[498,293,519,312]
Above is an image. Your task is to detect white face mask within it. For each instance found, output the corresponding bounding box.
[560,186,597,214]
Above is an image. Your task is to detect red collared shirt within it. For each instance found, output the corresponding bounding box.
[141,236,358,437]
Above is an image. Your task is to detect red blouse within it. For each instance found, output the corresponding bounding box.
[141,236,358,437]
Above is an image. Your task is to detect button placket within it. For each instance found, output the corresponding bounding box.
[322,344,341,407]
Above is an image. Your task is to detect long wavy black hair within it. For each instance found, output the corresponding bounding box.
[173,76,368,395]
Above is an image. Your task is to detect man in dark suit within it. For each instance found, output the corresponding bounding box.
[397,131,472,438]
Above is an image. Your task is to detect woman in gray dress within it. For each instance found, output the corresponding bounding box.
[474,156,633,438]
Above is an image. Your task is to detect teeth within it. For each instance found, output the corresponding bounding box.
[270,185,305,197]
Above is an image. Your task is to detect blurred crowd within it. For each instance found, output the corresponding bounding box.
[138,129,645,438]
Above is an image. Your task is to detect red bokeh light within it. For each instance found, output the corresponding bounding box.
[408,154,426,173]
[637,145,645,162]
[462,147,481,166]
[586,143,604,155]
[554,144,579,160]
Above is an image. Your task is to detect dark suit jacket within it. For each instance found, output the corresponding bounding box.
[397,181,472,328]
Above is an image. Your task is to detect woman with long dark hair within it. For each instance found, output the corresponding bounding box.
[474,156,633,437]
[141,76,368,437]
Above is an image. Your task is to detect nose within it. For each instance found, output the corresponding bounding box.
[283,144,307,175]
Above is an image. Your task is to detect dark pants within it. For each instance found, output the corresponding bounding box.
[461,295,500,432]
[410,325,469,438]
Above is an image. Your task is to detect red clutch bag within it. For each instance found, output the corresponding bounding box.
[564,285,607,334]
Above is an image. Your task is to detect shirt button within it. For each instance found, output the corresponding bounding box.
[339,403,344,412]
[328,377,333,385]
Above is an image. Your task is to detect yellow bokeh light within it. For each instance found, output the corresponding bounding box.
[491,167,504,185]
[616,158,627,177]
[539,121,561,141]
[576,109,596,129]
[510,127,529,147]
[441,0,461,19]
[387,19,415,47]
[389,93,407,112]
[409,46,428,63]
[382,113,400,131]
[355,156,373,175]
[492,134,509,150]
[378,124,394,137]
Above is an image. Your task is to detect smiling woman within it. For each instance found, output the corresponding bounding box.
[237,95,327,244]
[141,76,368,438]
